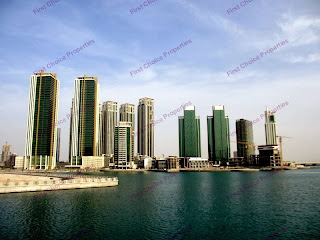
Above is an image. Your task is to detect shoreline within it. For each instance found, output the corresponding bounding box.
[0,173,118,194]
[1,166,313,175]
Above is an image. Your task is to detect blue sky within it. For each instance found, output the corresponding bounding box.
[0,0,319,162]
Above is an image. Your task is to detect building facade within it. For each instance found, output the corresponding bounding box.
[179,106,201,157]
[207,105,230,164]
[166,156,180,169]
[81,156,109,169]
[137,97,154,157]
[236,119,255,163]
[101,101,118,156]
[134,155,153,169]
[114,121,133,169]
[25,72,60,169]
[7,153,16,168]
[226,116,230,159]
[56,128,61,163]
[188,158,209,168]
[69,75,100,166]
[1,142,11,165]
[265,107,277,145]
[258,145,281,166]
[15,156,25,170]
[68,99,74,162]
[120,103,135,128]
[120,103,135,156]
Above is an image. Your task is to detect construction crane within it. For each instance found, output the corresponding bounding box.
[276,136,293,163]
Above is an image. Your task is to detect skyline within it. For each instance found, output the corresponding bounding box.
[0,0,319,162]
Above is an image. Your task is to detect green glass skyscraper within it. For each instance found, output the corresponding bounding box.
[236,119,255,162]
[179,106,201,157]
[207,105,230,164]
[70,75,100,166]
[25,72,60,170]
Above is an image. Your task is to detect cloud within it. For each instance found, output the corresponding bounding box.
[278,14,320,46]
[288,53,320,63]
[175,0,245,37]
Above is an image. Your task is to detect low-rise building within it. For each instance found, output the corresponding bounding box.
[134,155,153,169]
[65,156,109,170]
[14,156,24,170]
[228,157,245,166]
[167,156,179,169]
[188,158,209,168]
[258,145,281,166]
[81,156,109,169]
[153,156,180,170]
[155,158,167,170]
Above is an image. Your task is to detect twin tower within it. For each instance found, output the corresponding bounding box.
[24,72,154,170]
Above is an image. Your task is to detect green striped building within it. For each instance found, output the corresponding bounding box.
[207,105,230,164]
[25,72,60,170]
[179,106,201,157]
[69,75,100,166]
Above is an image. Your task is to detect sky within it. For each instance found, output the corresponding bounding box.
[0,0,319,163]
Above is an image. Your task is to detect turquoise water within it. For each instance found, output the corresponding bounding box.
[0,169,319,240]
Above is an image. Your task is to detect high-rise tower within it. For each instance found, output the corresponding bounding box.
[68,99,74,162]
[179,106,201,157]
[226,116,231,159]
[25,72,60,169]
[137,97,154,157]
[265,107,277,145]
[1,142,12,165]
[207,105,230,163]
[120,103,135,155]
[56,128,61,163]
[70,75,100,166]
[236,119,255,162]
[114,121,133,169]
[120,103,135,129]
[101,101,118,155]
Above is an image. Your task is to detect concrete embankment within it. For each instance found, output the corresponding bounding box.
[180,168,231,172]
[231,169,260,172]
[100,168,146,172]
[0,173,118,194]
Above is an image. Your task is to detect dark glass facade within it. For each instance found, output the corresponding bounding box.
[31,74,58,168]
[179,108,201,158]
[236,119,255,162]
[71,78,98,166]
[207,108,230,163]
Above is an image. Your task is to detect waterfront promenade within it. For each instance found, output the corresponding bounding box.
[0,172,118,194]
